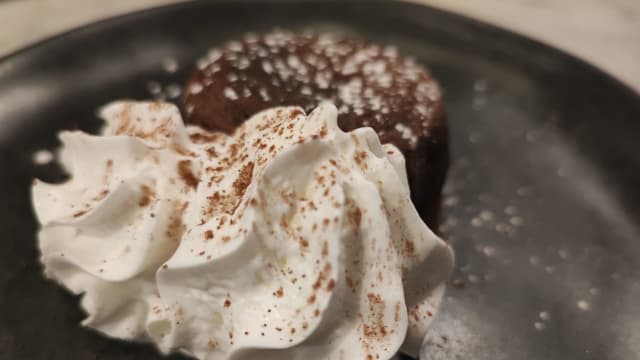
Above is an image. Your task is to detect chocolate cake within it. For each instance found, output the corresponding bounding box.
[183,31,448,227]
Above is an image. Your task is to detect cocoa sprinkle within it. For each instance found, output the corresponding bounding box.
[232,161,254,196]
[177,160,199,188]
[138,184,154,207]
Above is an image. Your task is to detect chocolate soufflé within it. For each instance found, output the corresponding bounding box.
[183,31,448,227]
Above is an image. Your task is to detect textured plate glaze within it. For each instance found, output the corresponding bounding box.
[1,1,639,359]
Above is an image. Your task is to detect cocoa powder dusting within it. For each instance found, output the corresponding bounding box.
[273,287,284,298]
[405,239,415,256]
[289,108,304,119]
[232,161,254,196]
[138,184,155,207]
[321,241,328,256]
[363,293,388,339]
[206,147,218,157]
[299,237,309,248]
[92,189,110,202]
[73,210,88,218]
[177,160,199,189]
[166,202,188,240]
[326,279,336,291]
[349,206,362,228]
[189,132,221,144]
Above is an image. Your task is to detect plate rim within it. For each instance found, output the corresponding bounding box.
[0,0,638,104]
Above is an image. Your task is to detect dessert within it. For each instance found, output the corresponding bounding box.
[183,31,448,227]
[32,101,453,359]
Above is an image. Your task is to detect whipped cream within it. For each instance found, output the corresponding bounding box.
[32,101,453,359]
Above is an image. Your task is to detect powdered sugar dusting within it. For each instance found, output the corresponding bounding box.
[184,30,445,155]
[32,149,54,165]
[394,123,418,149]
[224,87,238,100]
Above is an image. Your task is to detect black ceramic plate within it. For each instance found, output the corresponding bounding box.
[1,1,640,359]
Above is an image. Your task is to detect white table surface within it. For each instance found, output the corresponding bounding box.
[1,0,639,92]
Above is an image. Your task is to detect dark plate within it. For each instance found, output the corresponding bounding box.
[1,1,640,359]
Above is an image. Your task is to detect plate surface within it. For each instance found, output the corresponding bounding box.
[1,1,640,359]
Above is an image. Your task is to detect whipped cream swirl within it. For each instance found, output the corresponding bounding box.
[32,101,453,359]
